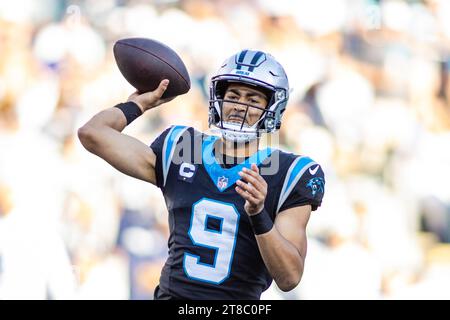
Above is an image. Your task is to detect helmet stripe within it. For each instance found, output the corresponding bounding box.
[248,51,264,72]
[236,50,248,70]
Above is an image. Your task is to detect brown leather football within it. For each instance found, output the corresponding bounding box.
[113,38,191,99]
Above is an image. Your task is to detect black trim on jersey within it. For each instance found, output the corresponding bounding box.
[149,127,326,300]
[278,164,325,212]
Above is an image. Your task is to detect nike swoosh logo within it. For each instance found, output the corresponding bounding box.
[309,165,319,175]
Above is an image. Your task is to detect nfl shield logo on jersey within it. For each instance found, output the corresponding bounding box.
[217,176,228,191]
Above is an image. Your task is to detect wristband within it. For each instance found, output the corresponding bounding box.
[114,101,143,125]
[249,208,274,235]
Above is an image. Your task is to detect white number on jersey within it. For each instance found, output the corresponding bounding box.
[183,198,240,284]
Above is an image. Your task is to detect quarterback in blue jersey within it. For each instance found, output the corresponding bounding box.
[78,50,325,300]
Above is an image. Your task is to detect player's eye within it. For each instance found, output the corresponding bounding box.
[226,95,239,101]
[248,98,260,105]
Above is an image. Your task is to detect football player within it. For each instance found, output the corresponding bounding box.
[78,50,325,299]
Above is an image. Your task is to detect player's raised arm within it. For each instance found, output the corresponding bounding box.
[77,80,171,185]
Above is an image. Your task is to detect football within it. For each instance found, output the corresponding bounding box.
[113,37,191,99]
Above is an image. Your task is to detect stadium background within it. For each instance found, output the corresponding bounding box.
[0,0,449,299]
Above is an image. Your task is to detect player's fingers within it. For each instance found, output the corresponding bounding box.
[235,186,259,203]
[129,80,170,112]
[244,166,261,179]
[240,166,257,181]
[236,180,262,199]
[153,79,170,99]
[142,79,169,103]
[242,167,267,188]
[238,171,264,191]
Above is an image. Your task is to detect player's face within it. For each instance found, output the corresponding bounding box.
[222,84,268,127]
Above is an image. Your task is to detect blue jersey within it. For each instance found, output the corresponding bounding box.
[150,126,325,300]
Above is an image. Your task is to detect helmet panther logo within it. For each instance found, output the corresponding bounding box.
[306,177,325,197]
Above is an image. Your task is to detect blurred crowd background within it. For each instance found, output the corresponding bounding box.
[1,0,450,299]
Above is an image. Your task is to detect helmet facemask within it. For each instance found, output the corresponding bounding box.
[208,50,289,143]
[209,80,287,143]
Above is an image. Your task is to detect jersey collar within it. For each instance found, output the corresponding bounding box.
[202,135,272,192]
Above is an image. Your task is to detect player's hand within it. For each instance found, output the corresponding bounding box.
[127,79,175,112]
[236,163,267,216]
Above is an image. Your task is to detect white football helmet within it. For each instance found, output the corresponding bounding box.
[209,50,290,143]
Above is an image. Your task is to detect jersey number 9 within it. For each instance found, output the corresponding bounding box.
[183,198,240,284]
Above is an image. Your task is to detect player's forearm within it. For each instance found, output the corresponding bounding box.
[255,228,304,292]
[81,107,128,133]
[78,107,157,184]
